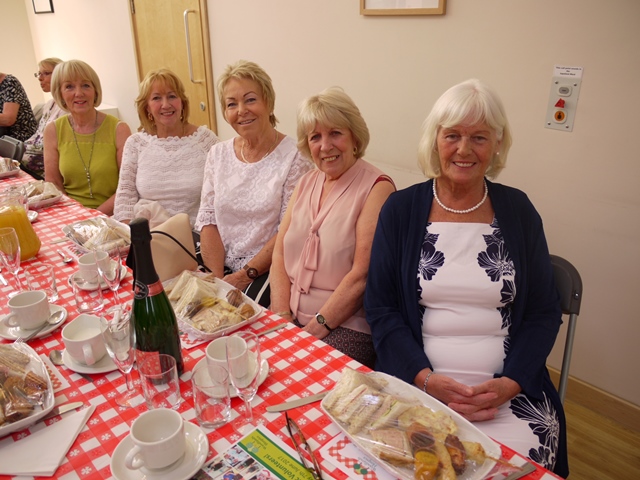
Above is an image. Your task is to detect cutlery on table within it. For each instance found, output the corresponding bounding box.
[502,461,537,480]
[257,323,286,337]
[15,310,66,343]
[57,249,74,264]
[266,392,328,412]
[42,402,85,421]
[49,349,94,382]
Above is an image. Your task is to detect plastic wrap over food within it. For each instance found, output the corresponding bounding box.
[0,158,19,173]
[165,270,262,340]
[24,180,63,206]
[62,217,130,255]
[321,368,516,480]
[0,343,54,434]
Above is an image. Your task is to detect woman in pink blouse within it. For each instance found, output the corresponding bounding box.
[270,87,395,368]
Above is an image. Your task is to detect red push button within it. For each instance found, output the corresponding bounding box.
[555,98,566,108]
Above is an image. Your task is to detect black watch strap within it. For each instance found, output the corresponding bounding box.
[315,313,333,332]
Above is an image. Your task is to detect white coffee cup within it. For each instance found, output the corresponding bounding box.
[124,408,186,471]
[205,337,229,369]
[62,314,107,365]
[78,252,103,275]
[6,290,49,330]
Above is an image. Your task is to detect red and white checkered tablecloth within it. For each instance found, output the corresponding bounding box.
[0,172,560,480]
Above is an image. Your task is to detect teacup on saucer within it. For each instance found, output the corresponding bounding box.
[0,304,67,341]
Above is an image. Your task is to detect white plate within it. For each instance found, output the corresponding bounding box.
[28,193,63,209]
[170,275,264,341]
[67,264,128,291]
[0,304,68,341]
[194,357,269,398]
[321,371,501,480]
[111,421,208,480]
[0,343,55,438]
[62,348,118,374]
[0,168,20,178]
[27,210,38,222]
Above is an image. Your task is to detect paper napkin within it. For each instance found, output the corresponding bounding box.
[0,405,96,476]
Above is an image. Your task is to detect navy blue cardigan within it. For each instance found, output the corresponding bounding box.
[365,179,568,477]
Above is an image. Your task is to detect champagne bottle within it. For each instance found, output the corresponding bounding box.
[129,218,184,375]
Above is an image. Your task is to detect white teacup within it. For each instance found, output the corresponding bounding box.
[6,290,49,330]
[124,408,186,471]
[78,252,104,275]
[62,314,107,365]
[205,337,229,369]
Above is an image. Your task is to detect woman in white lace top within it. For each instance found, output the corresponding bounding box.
[195,60,312,305]
[114,69,218,227]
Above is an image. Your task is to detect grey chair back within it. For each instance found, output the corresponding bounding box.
[0,136,20,160]
[550,254,583,404]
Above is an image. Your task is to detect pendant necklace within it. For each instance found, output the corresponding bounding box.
[241,130,279,164]
[433,178,488,214]
[70,114,98,199]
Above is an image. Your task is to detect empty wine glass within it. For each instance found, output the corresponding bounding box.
[0,227,22,298]
[100,305,138,407]
[226,331,261,427]
[93,243,123,305]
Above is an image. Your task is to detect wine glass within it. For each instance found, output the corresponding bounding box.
[93,243,123,305]
[99,305,138,407]
[226,331,261,428]
[0,227,22,298]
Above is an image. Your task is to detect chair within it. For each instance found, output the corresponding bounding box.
[550,254,583,404]
[0,135,43,180]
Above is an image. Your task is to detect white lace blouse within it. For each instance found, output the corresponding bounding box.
[114,126,219,227]
[195,136,313,272]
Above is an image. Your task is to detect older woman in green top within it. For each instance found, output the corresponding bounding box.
[44,60,131,214]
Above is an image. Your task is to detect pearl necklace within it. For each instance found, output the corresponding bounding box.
[70,114,98,199]
[240,130,279,163]
[432,178,488,214]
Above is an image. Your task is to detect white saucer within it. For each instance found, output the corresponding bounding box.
[194,357,269,398]
[111,421,208,480]
[0,304,68,341]
[62,348,118,374]
[67,265,128,291]
[27,210,38,222]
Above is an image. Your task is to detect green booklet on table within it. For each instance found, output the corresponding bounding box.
[195,425,316,480]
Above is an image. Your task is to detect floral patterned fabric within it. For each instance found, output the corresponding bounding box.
[22,99,64,175]
[0,74,37,141]
[417,219,560,471]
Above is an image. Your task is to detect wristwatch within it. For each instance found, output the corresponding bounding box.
[243,264,259,279]
[315,313,333,332]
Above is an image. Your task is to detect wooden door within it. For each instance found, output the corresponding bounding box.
[130,0,217,132]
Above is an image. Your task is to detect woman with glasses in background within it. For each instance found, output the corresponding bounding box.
[0,71,37,141]
[21,58,65,179]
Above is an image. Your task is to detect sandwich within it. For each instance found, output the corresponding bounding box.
[370,428,414,468]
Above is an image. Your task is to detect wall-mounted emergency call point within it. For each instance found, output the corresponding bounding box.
[545,66,583,133]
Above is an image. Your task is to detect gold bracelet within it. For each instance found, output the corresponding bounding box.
[275,311,293,318]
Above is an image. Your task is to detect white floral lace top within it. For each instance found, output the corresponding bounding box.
[114,126,219,227]
[195,136,313,272]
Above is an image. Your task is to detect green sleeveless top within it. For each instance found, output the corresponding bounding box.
[55,114,120,208]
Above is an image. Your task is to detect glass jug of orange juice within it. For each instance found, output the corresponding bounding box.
[0,192,41,260]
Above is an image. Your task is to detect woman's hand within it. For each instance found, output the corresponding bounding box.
[430,374,521,422]
[222,270,251,291]
[302,317,331,340]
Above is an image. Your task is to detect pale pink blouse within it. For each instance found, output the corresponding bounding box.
[283,159,388,333]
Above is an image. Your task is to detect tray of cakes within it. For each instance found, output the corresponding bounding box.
[165,270,263,341]
[321,368,502,480]
[0,343,54,438]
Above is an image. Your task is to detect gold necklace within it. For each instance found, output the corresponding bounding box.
[241,130,279,163]
[70,114,98,199]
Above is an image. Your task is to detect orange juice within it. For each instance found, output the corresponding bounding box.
[0,205,41,260]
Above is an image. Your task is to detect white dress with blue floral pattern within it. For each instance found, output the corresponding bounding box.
[417,219,560,469]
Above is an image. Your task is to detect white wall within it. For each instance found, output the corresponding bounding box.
[7,0,640,406]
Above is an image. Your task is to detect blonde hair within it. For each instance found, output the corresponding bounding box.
[38,57,63,71]
[217,60,278,127]
[136,69,190,133]
[51,60,102,111]
[296,86,370,161]
[418,79,512,179]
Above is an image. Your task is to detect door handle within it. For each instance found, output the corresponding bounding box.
[183,9,203,84]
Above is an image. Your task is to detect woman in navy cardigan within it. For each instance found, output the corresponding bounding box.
[365,79,568,477]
